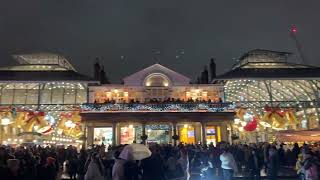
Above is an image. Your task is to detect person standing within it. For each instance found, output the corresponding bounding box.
[267,146,280,180]
[141,146,166,180]
[248,148,262,180]
[220,148,238,180]
[176,148,190,180]
[85,153,106,180]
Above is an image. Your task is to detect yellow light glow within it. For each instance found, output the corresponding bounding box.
[114,89,118,93]
[234,118,240,124]
[1,117,12,125]
[124,92,129,97]
[184,124,188,128]
[163,82,168,87]
[129,124,133,129]
[146,82,150,86]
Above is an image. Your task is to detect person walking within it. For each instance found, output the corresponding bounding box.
[220,147,238,180]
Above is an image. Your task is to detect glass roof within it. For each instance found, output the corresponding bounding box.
[2,53,77,71]
[232,49,312,69]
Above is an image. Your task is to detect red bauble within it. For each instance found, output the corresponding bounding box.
[244,118,258,132]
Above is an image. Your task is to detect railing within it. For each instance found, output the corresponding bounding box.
[0,100,318,113]
[80,103,235,112]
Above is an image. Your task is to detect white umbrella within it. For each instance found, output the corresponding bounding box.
[119,144,152,160]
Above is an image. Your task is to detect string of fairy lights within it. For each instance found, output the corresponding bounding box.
[80,103,234,112]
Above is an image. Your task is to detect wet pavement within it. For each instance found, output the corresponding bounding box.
[189,166,298,180]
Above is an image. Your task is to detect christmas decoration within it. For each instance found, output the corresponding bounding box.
[236,108,247,120]
[260,105,299,130]
[243,117,258,132]
[23,111,47,132]
[57,111,83,138]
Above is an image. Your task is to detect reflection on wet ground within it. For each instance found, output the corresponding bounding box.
[190,166,298,180]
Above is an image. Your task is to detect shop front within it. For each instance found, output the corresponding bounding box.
[82,111,234,146]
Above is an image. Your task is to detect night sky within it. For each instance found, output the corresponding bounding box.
[1,0,320,83]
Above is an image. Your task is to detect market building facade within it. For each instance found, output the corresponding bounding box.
[81,64,234,146]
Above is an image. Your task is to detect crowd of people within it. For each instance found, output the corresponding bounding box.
[94,97,223,104]
[0,142,319,180]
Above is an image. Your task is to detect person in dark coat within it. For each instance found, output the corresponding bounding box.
[141,146,166,180]
[248,148,263,180]
[267,146,280,180]
[0,159,24,180]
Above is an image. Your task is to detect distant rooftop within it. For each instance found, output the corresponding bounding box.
[0,53,76,71]
[0,53,97,82]
[232,49,313,69]
[216,49,320,80]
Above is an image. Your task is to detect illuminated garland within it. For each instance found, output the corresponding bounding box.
[80,103,233,112]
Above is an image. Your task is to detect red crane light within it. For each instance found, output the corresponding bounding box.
[291,26,297,33]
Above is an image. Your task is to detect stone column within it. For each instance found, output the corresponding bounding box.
[112,122,117,146]
[201,122,207,145]
[87,126,94,147]
[220,123,228,142]
[172,122,177,146]
[141,122,146,144]
[117,123,121,145]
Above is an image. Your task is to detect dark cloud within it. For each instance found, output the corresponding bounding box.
[0,0,319,82]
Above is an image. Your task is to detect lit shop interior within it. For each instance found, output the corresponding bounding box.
[89,122,224,146]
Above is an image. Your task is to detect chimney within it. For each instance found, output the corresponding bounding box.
[210,58,216,81]
[201,66,209,84]
[93,57,101,80]
[100,65,110,84]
